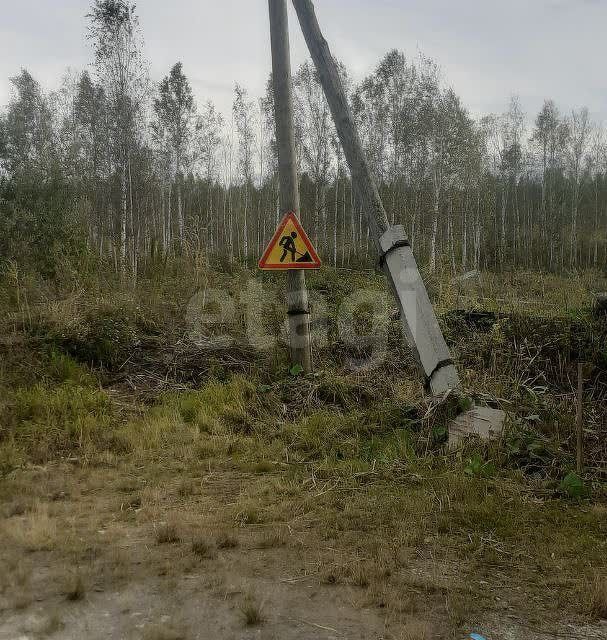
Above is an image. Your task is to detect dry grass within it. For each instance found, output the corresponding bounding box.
[321,568,341,585]
[64,570,86,601]
[155,522,181,545]
[216,531,239,549]
[366,584,419,615]
[250,461,275,474]
[399,620,434,640]
[349,563,372,588]
[177,479,197,498]
[102,546,131,583]
[256,528,287,549]
[240,595,265,626]
[1,502,57,551]
[589,574,607,619]
[12,591,33,610]
[3,498,33,518]
[191,538,213,558]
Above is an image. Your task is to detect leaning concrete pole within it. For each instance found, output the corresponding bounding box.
[268,0,313,373]
[292,0,459,394]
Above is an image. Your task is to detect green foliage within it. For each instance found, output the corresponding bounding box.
[0,438,24,478]
[289,363,304,377]
[283,408,413,464]
[73,309,139,368]
[310,372,376,409]
[46,351,95,386]
[0,175,90,279]
[364,399,418,430]
[505,423,563,476]
[464,454,496,478]
[35,306,141,370]
[559,472,587,499]
[457,395,474,413]
[431,423,448,445]
[153,62,195,155]
[359,429,414,463]
[449,310,607,394]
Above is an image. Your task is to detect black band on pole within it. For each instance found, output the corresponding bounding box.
[423,359,454,391]
[378,239,411,268]
[428,359,454,380]
[287,308,311,316]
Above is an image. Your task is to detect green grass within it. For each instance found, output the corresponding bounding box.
[0,266,606,627]
[1,382,113,467]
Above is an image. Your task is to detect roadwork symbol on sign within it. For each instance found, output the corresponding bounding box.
[258,212,321,270]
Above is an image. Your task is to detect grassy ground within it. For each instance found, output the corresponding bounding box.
[0,265,606,639]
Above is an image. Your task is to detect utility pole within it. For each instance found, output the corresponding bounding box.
[268,0,313,373]
[292,0,459,394]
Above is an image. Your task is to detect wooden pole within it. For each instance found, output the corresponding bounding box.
[576,362,584,474]
[291,0,459,393]
[268,0,313,373]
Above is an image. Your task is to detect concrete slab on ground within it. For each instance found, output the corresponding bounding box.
[448,406,507,448]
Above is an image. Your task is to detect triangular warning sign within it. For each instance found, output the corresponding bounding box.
[258,212,321,270]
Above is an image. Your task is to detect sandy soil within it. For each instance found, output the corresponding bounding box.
[1,463,606,640]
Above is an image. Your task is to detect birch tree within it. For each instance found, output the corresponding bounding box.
[294,61,335,250]
[232,84,255,260]
[565,107,590,267]
[87,0,146,277]
[153,62,196,252]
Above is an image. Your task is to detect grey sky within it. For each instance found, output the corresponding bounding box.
[1,0,607,126]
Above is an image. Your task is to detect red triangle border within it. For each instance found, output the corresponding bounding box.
[258,212,321,270]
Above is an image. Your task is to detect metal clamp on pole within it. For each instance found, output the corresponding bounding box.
[425,358,455,391]
[378,225,411,268]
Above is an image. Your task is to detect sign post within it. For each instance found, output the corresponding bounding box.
[268,0,314,373]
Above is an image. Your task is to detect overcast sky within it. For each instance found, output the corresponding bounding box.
[1,0,607,126]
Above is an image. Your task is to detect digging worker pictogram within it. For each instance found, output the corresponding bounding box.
[279,231,298,263]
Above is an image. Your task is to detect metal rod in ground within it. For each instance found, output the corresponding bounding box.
[268,0,313,373]
[577,362,584,474]
[291,0,459,393]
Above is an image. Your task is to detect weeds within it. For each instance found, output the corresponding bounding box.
[191,538,213,558]
[349,564,371,588]
[216,532,239,549]
[64,571,86,601]
[250,460,274,474]
[155,523,181,545]
[240,595,265,626]
[400,620,434,640]
[256,528,286,549]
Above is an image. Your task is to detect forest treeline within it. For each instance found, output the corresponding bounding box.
[1,0,606,281]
